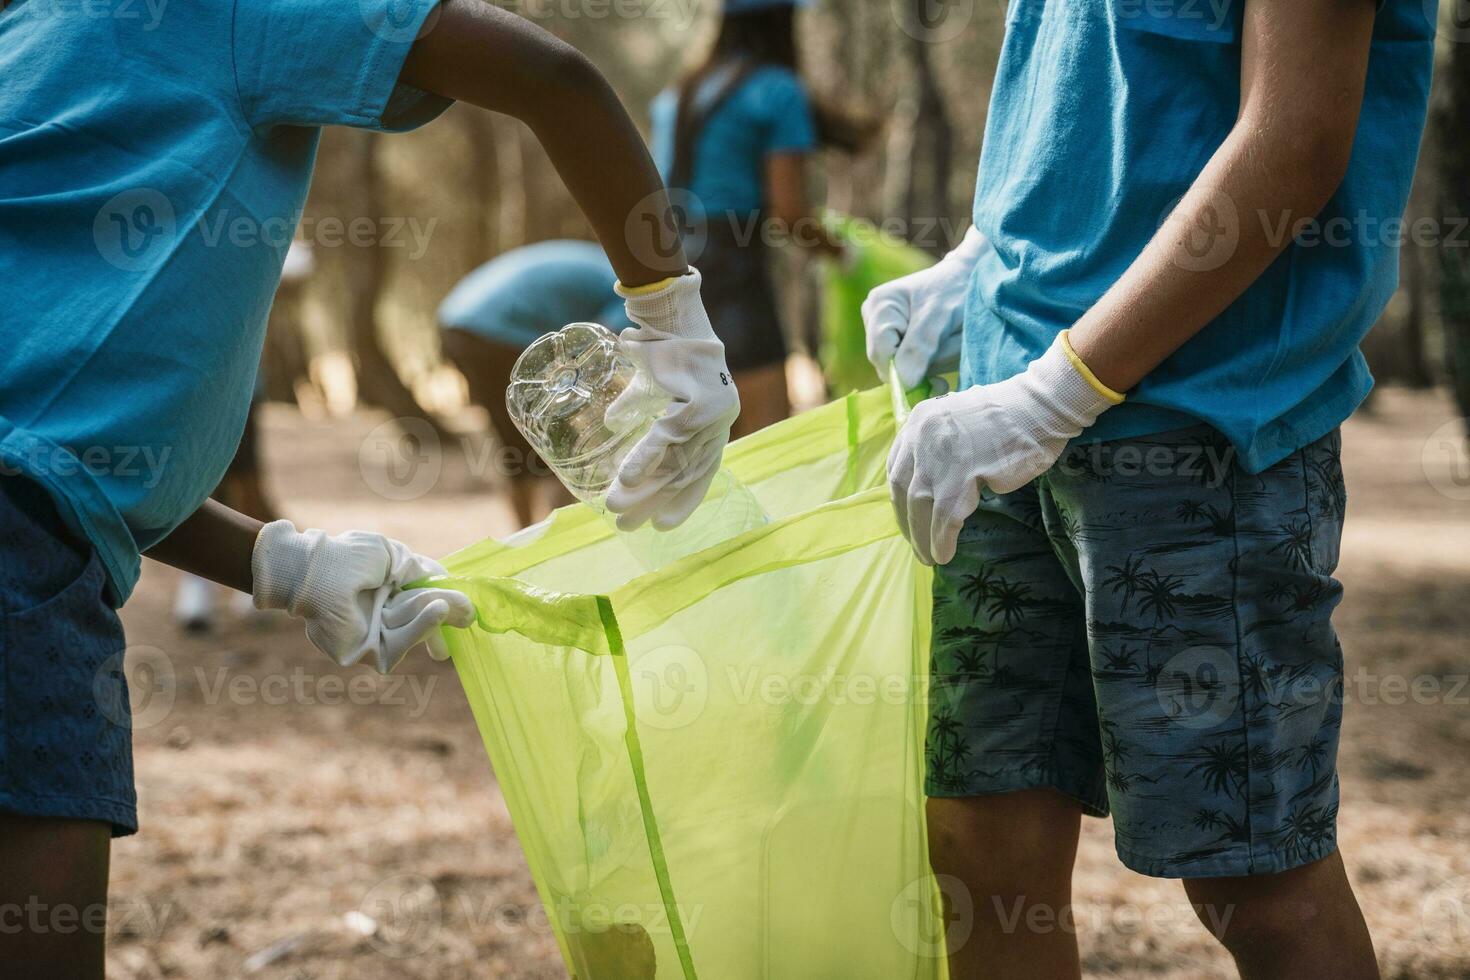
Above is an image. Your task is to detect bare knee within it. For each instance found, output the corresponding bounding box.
[928,790,1081,895]
[1184,852,1362,958]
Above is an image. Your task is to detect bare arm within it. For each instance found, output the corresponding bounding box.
[399,0,685,286]
[143,499,261,593]
[1068,0,1377,391]
[765,153,842,257]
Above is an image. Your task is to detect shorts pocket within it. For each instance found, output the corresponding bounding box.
[1115,0,1240,43]
[1,547,133,810]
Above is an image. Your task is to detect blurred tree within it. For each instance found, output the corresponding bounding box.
[902,12,955,255]
[345,132,455,440]
[1436,29,1470,431]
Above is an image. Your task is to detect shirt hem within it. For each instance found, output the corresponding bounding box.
[0,420,140,605]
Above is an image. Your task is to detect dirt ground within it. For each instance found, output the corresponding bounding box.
[105,387,1469,980]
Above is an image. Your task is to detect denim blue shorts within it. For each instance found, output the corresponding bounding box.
[928,426,1346,879]
[0,477,136,836]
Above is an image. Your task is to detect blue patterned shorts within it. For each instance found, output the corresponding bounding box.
[0,477,136,836]
[928,426,1346,879]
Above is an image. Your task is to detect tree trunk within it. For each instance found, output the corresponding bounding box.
[461,107,500,265]
[1400,231,1433,388]
[903,20,955,255]
[1438,30,1470,431]
[262,280,311,403]
[496,121,527,251]
[346,133,454,441]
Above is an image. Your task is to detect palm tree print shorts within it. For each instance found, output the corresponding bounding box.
[927,425,1347,879]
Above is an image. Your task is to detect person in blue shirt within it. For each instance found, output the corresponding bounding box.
[0,1,741,973]
[438,239,634,527]
[649,0,868,436]
[865,1,1436,976]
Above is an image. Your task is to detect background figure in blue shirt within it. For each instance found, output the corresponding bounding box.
[438,239,633,527]
[649,0,870,435]
[864,1,1435,977]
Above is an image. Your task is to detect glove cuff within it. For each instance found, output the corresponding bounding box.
[1028,333,1123,432]
[251,520,321,615]
[252,520,304,614]
[616,269,715,341]
[942,226,987,270]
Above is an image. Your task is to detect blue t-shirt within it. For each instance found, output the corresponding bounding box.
[438,240,631,348]
[963,0,1436,472]
[0,0,449,602]
[650,64,817,220]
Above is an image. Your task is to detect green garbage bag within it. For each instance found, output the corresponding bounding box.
[820,214,936,396]
[438,385,947,979]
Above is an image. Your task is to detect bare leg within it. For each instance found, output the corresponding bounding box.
[443,329,548,527]
[928,789,1084,979]
[214,401,278,525]
[0,812,111,978]
[1184,851,1378,980]
[730,362,790,440]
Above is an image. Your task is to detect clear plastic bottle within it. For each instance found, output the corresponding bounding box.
[507,323,766,569]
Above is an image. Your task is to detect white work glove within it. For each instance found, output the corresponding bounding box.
[862,226,987,391]
[887,332,1123,567]
[606,269,740,531]
[251,520,477,673]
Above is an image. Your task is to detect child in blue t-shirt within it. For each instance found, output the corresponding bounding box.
[0,1,739,972]
[438,238,634,526]
[865,1,1435,976]
[648,0,867,435]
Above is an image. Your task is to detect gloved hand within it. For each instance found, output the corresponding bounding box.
[606,269,740,531]
[251,520,477,673]
[862,226,987,391]
[887,332,1124,566]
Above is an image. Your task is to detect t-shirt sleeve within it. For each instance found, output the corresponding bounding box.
[759,70,817,156]
[231,0,452,132]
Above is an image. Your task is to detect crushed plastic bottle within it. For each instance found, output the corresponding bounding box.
[507,322,766,569]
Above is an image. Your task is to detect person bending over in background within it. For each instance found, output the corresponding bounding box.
[0,1,738,974]
[865,1,1434,978]
[439,238,634,527]
[650,0,874,436]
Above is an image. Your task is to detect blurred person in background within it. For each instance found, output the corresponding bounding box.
[650,0,874,436]
[439,239,634,527]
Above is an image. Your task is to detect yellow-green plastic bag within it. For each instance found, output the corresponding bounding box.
[439,386,946,979]
[820,214,936,395]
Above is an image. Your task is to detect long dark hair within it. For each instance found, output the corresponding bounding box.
[669,6,868,191]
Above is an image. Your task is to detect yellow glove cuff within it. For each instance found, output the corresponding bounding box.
[1059,330,1126,405]
[616,275,682,297]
